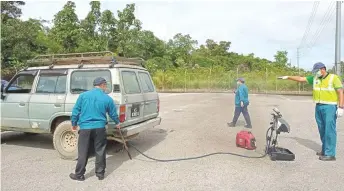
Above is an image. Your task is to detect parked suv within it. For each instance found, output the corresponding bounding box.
[0,51,161,160]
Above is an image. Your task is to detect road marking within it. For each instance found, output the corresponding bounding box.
[158,93,179,98]
[278,95,291,101]
[159,96,221,117]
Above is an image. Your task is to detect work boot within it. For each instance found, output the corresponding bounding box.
[316,151,323,156]
[96,174,105,180]
[319,155,336,161]
[69,173,85,181]
[227,122,235,127]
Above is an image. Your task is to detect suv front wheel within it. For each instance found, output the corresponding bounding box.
[53,120,78,160]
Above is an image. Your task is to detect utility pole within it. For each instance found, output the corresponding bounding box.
[335,1,341,76]
[297,48,300,94]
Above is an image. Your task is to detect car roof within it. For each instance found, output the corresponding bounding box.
[24,51,148,72]
[24,64,148,71]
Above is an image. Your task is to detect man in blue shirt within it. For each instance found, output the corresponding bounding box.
[69,77,120,181]
[228,78,252,128]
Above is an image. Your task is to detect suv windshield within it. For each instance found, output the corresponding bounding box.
[70,70,112,94]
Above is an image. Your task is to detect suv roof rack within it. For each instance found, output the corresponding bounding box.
[26,51,145,69]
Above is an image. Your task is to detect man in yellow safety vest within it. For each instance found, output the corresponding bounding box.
[278,62,343,161]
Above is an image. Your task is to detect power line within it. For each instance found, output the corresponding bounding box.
[299,2,335,57]
[298,1,320,49]
[299,2,336,58]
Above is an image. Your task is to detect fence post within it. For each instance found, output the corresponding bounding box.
[189,71,191,92]
[208,68,212,92]
[275,75,277,92]
[228,72,231,90]
[265,68,268,95]
[184,69,186,92]
[236,67,239,90]
[162,71,165,91]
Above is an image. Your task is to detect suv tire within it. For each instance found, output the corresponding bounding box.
[53,120,78,160]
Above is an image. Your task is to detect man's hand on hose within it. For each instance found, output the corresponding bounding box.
[72,126,78,132]
[116,124,121,129]
[337,107,343,117]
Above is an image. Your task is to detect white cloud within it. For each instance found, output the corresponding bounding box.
[20,0,343,71]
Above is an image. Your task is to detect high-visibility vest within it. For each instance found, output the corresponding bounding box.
[313,74,339,105]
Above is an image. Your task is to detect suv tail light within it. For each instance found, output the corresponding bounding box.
[157,98,160,113]
[119,105,126,123]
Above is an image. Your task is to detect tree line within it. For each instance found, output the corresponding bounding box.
[1,1,313,91]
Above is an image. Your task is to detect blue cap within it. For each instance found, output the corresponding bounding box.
[312,62,326,73]
[236,78,245,83]
[93,77,107,86]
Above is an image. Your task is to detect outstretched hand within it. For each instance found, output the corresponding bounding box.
[277,76,289,80]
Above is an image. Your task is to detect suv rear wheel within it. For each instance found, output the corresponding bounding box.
[53,120,78,160]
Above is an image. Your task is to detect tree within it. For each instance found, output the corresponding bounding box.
[1,1,304,91]
[166,33,198,67]
[50,1,80,52]
[78,1,103,52]
[115,3,142,56]
[274,50,288,67]
[99,10,117,51]
[1,1,25,23]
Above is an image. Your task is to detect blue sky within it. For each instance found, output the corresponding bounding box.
[20,0,343,71]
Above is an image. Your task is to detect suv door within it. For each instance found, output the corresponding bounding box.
[1,70,38,129]
[120,69,145,126]
[29,69,68,131]
[138,71,159,120]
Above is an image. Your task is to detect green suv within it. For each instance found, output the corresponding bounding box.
[0,51,161,160]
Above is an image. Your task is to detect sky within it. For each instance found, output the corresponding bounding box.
[20,0,344,71]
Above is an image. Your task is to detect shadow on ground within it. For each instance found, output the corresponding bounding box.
[287,136,321,152]
[1,132,54,149]
[226,120,247,127]
[84,128,168,179]
[1,128,168,179]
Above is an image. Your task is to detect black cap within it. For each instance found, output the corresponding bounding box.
[93,77,107,86]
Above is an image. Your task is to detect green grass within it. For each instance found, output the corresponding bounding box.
[151,68,313,92]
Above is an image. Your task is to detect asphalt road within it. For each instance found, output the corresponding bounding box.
[1,93,344,191]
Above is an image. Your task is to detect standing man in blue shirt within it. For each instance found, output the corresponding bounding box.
[69,77,120,181]
[228,78,252,128]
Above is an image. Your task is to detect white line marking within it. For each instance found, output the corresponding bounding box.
[278,95,291,101]
[158,96,221,117]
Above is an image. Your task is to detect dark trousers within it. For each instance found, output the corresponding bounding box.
[75,128,107,177]
[232,105,252,127]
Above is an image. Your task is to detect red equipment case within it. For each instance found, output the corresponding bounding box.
[236,130,256,150]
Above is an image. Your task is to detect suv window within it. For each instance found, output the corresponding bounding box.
[36,76,67,94]
[138,72,155,92]
[70,70,112,94]
[121,71,141,94]
[6,74,35,93]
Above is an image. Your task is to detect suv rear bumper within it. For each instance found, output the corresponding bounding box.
[108,117,161,137]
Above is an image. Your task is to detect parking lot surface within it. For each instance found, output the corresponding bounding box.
[1,93,344,191]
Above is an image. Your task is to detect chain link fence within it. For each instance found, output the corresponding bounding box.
[152,67,313,95]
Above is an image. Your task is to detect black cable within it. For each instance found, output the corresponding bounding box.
[298,1,320,49]
[126,127,273,162]
[299,2,336,57]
